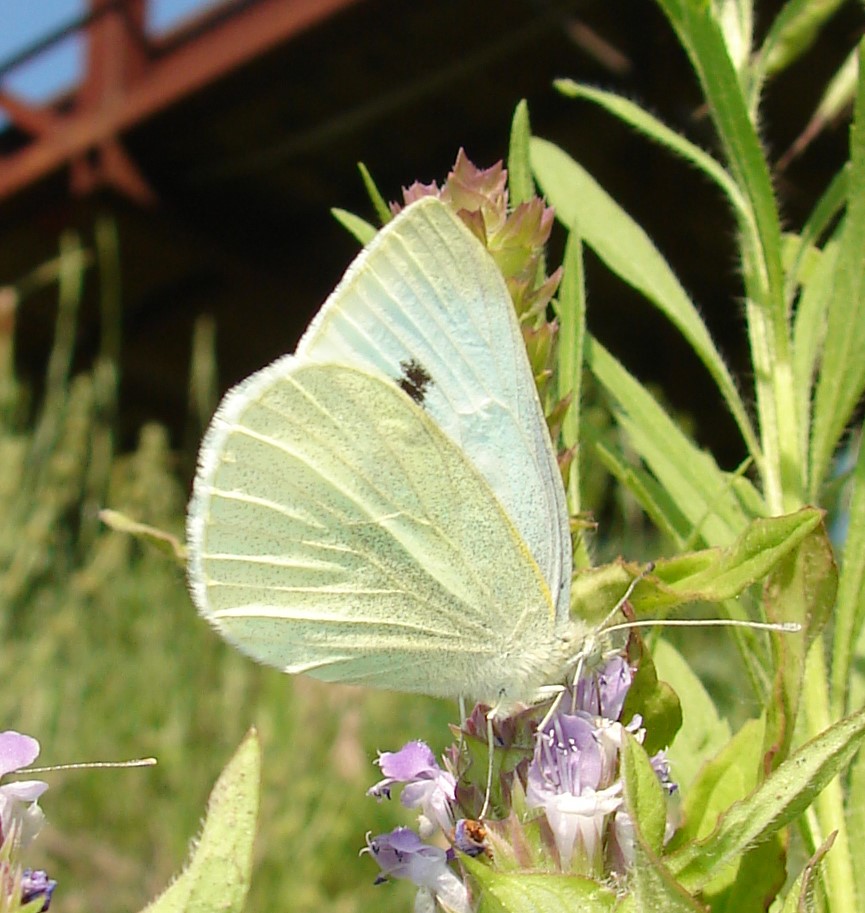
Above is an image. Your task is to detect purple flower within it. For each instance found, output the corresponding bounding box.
[575,655,633,721]
[651,751,677,796]
[21,869,56,912]
[527,713,623,871]
[364,828,470,913]
[0,732,47,849]
[368,741,456,835]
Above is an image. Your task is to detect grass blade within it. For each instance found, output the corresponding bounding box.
[530,137,760,465]
[809,41,865,495]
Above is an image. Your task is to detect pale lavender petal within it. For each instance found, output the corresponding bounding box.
[0,732,39,778]
[378,742,437,780]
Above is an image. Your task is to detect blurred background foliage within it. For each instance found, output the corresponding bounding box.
[0,226,453,913]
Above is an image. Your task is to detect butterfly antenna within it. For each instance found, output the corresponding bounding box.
[26,757,157,773]
[595,561,801,639]
[603,617,801,636]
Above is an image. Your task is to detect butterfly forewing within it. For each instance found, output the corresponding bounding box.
[297,198,572,621]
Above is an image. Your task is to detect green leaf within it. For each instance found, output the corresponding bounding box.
[622,643,682,757]
[791,238,837,445]
[584,336,752,546]
[784,47,860,168]
[763,516,837,765]
[665,704,865,891]
[785,164,848,299]
[553,80,748,222]
[654,0,798,511]
[810,41,865,495]
[330,208,377,245]
[756,0,848,80]
[140,730,260,913]
[570,509,823,621]
[580,419,692,547]
[622,733,667,853]
[645,508,824,609]
[832,430,865,713]
[651,639,731,792]
[715,0,753,79]
[555,226,586,534]
[99,508,186,565]
[357,162,392,225]
[654,0,785,311]
[507,101,534,207]
[466,858,617,913]
[530,138,760,462]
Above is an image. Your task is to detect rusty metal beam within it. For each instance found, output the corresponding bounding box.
[0,0,364,202]
[0,90,61,137]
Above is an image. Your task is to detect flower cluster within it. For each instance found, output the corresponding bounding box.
[363,654,677,911]
[0,731,56,912]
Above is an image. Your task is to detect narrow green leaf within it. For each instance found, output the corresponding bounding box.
[785,164,848,300]
[507,100,534,206]
[330,208,377,245]
[789,47,859,168]
[581,423,691,547]
[791,239,838,448]
[466,859,617,913]
[140,730,260,913]
[831,430,865,714]
[357,162,392,224]
[715,0,753,80]
[666,705,865,891]
[799,643,857,913]
[655,0,786,311]
[99,508,186,565]
[655,0,797,511]
[530,138,760,463]
[810,40,865,495]
[585,336,751,546]
[554,80,748,222]
[555,226,586,527]
[756,0,848,80]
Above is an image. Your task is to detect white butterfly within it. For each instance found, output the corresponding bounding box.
[186,196,583,710]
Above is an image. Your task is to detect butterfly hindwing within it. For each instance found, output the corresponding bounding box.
[188,361,561,703]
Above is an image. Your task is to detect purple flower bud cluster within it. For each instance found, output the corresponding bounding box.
[362,654,678,909]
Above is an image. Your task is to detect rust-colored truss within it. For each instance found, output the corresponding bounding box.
[0,0,362,205]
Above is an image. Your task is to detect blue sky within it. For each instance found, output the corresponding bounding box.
[0,0,217,102]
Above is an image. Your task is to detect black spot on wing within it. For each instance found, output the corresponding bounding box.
[398,359,433,406]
